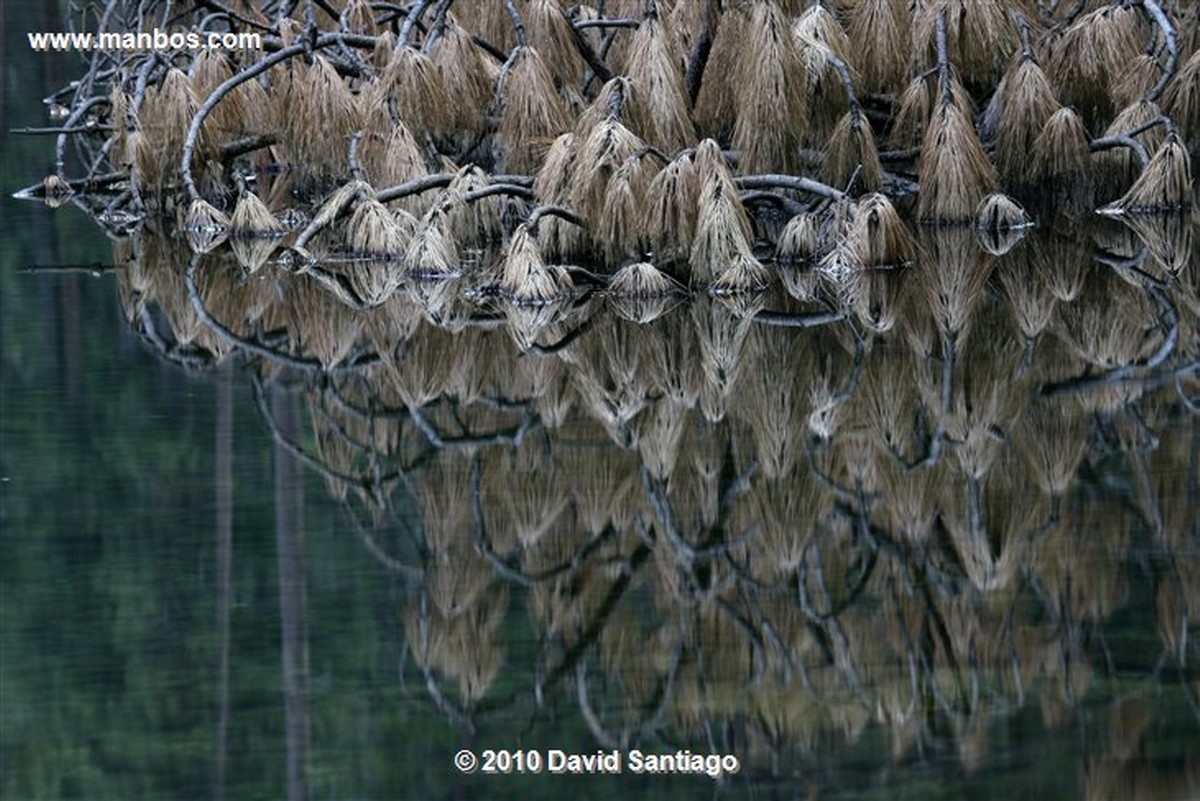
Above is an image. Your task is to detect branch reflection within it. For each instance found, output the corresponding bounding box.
[110,212,1198,787]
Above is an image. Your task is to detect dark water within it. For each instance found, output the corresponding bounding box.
[4,23,1200,801]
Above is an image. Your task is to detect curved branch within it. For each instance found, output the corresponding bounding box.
[185,255,327,370]
[735,174,846,201]
[372,169,449,200]
[576,659,622,749]
[1091,135,1151,172]
[182,40,321,200]
[824,53,861,115]
[1137,0,1178,104]
[434,182,536,216]
[55,95,109,178]
[527,204,584,233]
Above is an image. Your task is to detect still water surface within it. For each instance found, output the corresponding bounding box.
[2,54,1199,801]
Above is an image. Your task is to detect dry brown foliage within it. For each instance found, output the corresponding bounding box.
[919,102,998,223]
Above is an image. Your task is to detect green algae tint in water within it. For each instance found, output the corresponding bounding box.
[4,0,1200,799]
[4,203,1199,799]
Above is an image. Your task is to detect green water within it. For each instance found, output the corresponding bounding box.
[3,5,1199,801]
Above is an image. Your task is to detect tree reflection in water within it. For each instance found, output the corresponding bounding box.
[94,208,1199,794]
[12,0,1200,794]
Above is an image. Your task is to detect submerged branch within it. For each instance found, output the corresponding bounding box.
[536,541,653,695]
[184,255,325,371]
[19,261,117,275]
[407,402,534,449]
[528,316,596,355]
[1042,279,1181,397]
[250,374,399,491]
